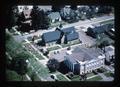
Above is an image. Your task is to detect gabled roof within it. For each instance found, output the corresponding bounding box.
[42,30,61,43]
[62,27,75,34]
[92,24,112,34]
[48,12,61,20]
[66,32,79,41]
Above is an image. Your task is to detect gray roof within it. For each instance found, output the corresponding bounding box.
[48,12,61,20]
[66,46,102,63]
[65,55,77,64]
[42,26,79,43]
[92,24,112,34]
[62,27,76,34]
[42,30,61,43]
[66,32,79,41]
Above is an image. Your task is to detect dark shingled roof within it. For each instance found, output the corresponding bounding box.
[62,27,76,34]
[42,30,61,43]
[66,32,79,41]
[92,24,112,34]
[42,26,79,43]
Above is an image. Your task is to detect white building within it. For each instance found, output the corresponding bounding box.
[64,46,105,75]
[105,45,115,62]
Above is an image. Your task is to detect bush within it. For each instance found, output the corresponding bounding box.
[47,59,60,72]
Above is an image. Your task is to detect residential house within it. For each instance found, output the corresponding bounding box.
[87,24,113,38]
[42,30,61,46]
[48,12,61,23]
[105,45,115,62]
[42,26,79,46]
[64,46,105,74]
[62,27,79,44]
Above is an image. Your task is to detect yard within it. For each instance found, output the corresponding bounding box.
[61,40,81,48]
[23,43,45,60]
[50,21,68,28]
[56,74,69,81]
[100,19,114,25]
[104,72,114,77]
[47,46,61,51]
[28,57,50,79]
[86,72,95,77]
[70,75,81,81]
[87,76,102,81]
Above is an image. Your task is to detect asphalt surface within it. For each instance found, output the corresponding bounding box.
[13,15,114,43]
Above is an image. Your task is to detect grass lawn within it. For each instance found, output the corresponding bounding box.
[86,73,95,77]
[104,72,114,77]
[100,19,114,25]
[56,74,69,81]
[23,43,44,60]
[47,46,61,51]
[62,40,81,48]
[50,21,68,28]
[70,75,81,81]
[87,76,102,81]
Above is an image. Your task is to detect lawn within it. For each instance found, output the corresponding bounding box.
[56,74,69,81]
[23,43,44,60]
[28,57,50,78]
[47,46,61,51]
[50,21,68,28]
[87,76,102,81]
[104,72,114,77]
[70,75,81,81]
[86,73,95,77]
[100,19,114,25]
[62,40,81,48]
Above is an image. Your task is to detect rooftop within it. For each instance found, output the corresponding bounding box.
[48,12,61,20]
[66,46,103,63]
[42,30,61,43]
[62,27,76,34]
[66,32,79,41]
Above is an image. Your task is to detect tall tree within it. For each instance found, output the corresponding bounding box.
[47,59,60,72]
[30,6,50,30]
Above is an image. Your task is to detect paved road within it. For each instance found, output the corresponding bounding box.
[13,15,114,43]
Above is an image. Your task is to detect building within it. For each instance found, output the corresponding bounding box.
[64,46,105,74]
[87,24,113,38]
[42,27,79,46]
[62,27,79,43]
[48,12,61,23]
[42,30,61,46]
[105,45,115,62]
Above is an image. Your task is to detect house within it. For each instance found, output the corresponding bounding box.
[42,30,61,46]
[62,27,79,43]
[64,46,105,74]
[64,32,79,44]
[42,26,79,46]
[105,45,115,62]
[23,6,32,19]
[48,12,61,23]
[87,24,113,38]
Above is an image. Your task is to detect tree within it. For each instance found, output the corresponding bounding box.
[30,6,50,30]
[10,57,28,81]
[47,59,60,72]
[6,69,21,81]
[70,5,77,10]
[52,5,64,12]
[7,6,19,30]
